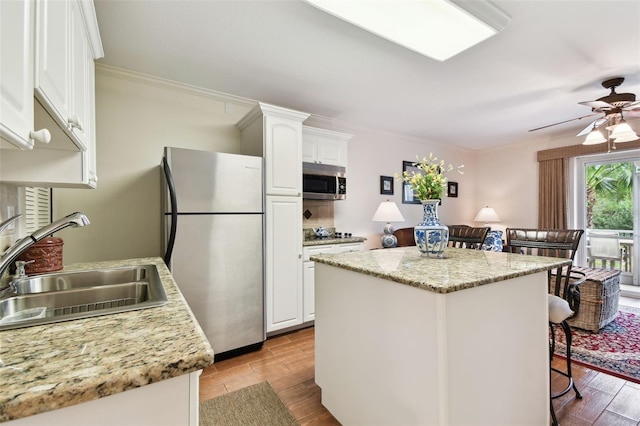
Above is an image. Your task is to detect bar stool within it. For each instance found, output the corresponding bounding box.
[505,228,586,426]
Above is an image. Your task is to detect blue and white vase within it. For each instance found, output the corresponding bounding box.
[414,200,449,258]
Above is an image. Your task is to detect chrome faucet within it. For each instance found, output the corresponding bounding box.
[0,212,90,290]
[0,214,22,235]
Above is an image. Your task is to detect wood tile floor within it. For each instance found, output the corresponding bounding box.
[200,296,640,425]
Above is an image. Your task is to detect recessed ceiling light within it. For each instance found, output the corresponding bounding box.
[305,0,510,61]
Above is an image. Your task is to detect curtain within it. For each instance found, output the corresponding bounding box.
[538,158,567,229]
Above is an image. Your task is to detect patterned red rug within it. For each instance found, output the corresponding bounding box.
[553,306,640,384]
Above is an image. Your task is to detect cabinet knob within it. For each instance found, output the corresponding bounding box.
[29,129,52,144]
[68,116,84,131]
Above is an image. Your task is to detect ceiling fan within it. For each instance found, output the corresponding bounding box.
[529,77,640,137]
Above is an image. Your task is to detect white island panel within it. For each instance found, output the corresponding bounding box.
[315,261,549,426]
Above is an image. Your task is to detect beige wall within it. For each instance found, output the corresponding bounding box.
[303,117,478,249]
[49,66,585,263]
[52,67,255,263]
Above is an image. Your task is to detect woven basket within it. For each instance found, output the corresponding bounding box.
[551,266,621,333]
[569,266,620,332]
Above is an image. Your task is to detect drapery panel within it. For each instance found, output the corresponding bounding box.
[538,158,567,229]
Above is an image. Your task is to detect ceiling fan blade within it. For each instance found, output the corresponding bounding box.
[528,113,600,132]
[578,100,615,110]
[622,100,640,110]
[576,117,607,137]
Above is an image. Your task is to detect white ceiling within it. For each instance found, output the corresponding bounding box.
[93,0,640,151]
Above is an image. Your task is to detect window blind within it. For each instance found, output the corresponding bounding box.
[24,187,51,234]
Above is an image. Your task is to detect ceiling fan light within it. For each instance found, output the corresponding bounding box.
[611,119,638,142]
[612,132,639,143]
[583,129,607,145]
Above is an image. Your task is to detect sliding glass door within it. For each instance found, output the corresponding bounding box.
[574,151,640,285]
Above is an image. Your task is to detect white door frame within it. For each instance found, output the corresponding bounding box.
[571,150,640,285]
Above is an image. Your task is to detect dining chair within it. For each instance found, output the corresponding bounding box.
[393,227,416,247]
[448,225,489,249]
[505,228,586,426]
[587,230,623,270]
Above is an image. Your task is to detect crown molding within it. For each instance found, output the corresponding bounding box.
[95,64,258,108]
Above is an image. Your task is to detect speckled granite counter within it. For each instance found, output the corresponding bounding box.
[311,246,570,293]
[0,257,213,422]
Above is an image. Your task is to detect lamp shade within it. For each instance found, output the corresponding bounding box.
[372,201,405,222]
[474,207,500,223]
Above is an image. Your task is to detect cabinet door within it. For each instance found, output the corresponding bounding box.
[264,115,302,196]
[67,0,89,150]
[83,50,97,187]
[303,261,315,322]
[265,196,303,332]
[316,136,347,167]
[0,0,35,149]
[301,134,316,163]
[35,0,70,128]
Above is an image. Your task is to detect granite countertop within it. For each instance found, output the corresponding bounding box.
[310,246,571,294]
[303,236,367,246]
[0,257,213,422]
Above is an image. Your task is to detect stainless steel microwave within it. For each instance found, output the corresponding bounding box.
[302,162,346,200]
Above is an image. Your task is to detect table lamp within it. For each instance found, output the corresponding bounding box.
[372,200,405,248]
[474,206,501,227]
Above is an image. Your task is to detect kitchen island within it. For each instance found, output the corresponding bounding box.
[312,247,570,426]
[0,257,213,425]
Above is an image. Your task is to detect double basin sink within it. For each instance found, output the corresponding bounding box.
[0,264,168,330]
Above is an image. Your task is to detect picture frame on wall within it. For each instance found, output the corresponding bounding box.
[448,181,459,198]
[402,161,422,204]
[380,176,394,195]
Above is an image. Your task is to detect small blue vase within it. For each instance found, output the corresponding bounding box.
[414,200,449,258]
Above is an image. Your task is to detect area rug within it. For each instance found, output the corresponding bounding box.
[199,381,298,426]
[553,306,640,384]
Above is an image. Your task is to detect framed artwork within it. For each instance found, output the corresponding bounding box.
[380,175,394,195]
[448,181,459,198]
[402,161,422,204]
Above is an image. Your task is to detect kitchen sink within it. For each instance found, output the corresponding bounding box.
[0,265,168,330]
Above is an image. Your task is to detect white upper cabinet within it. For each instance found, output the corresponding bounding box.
[35,0,70,140]
[302,126,352,167]
[68,0,91,148]
[0,0,49,149]
[35,0,100,151]
[0,0,103,188]
[238,103,310,196]
[264,115,303,196]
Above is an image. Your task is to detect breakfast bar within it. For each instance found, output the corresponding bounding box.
[312,247,570,426]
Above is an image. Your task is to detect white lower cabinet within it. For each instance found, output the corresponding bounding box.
[303,261,316,322]
[302,242,363,323]
[6,371,202,426]
[265,196,303,333]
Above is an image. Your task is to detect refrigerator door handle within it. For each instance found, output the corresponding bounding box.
[163,156,178,267]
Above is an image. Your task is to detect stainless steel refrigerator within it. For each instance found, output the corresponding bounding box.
[162,147,265,358]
